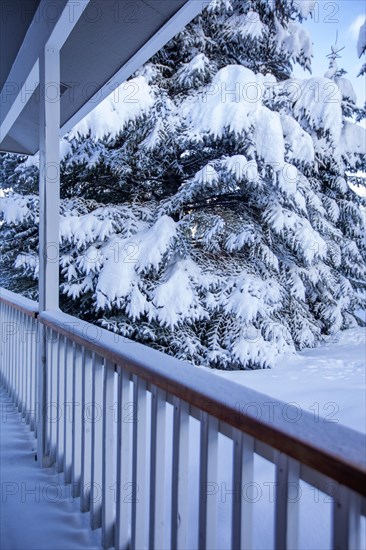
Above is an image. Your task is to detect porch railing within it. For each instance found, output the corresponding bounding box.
[1,287,365,550]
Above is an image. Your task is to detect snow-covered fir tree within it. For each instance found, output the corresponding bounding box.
[1,0,365,369]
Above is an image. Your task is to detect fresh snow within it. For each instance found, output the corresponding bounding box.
[292,77,343,143]
[339,121,366,161]
[0,388,102,550]
[69,76,154,140]
[96,216,177,309]
[212,326,366,433]
[0,194,32,224]
[184,65,262,139]
[280,21,313,64]
[280,113,314,165]
[176,53,211,87]
[223,11,265,40]
[152,259,207,327]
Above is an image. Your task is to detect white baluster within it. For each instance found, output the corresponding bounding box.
[102,359,116,548]
[232,430,254,550]
[90,354,104,530]
[115,367,132,550]
[274,452,300,550]
[171,397,189,550]
[199,412,219,550]
[332,485,361,550]
[131,375,147,550]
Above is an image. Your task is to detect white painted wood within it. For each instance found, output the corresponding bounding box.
[56,334,65,472]
[80,348,93,513]
[332,485,362,550]
[4,306,12,393]
[16,309,21,406]
[4,307,12,394]
[18,311,23,415]
[32,316,38,436]
[9,305,13,394]
[2,303,5,386]
[47,0,91,51]
[90,354,104,530]
[49,328,59,464]
[171,397,190,550]
[199,412,219,550]
[115,367,132,550]
[15,310,21,409]
[63,338,74,483]
[149,385,167,550]
[2,304,7,388]
[0,303,6,386]
[10,306,15,396]
[275,452,300,550]
[18,309,23,409]
[72,343,83,497]
[232,430,254,550]
[24,313,31,424]
[46,330,57,465]
[37,43,60,468]
[0,302,4,384]
[7,305,12,393]
[9,307,15,398]
[45,327,52,456]
[19,310,25,415]
[13,309,20,406]
[131,375,147,550]
[30,316,37,430]
[102,360,116,548]
[38,45,60,312]
[37,323,48,467]
[11,308,16,397]
[24,312,29,419]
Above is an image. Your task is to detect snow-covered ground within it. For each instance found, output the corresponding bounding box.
[211,326,366,434]
[1,328,364,550]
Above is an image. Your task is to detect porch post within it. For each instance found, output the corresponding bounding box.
[37,44,60,466]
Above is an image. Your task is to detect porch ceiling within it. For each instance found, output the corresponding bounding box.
[0,0,201,155]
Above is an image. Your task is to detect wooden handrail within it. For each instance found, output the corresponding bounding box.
[37,308,366,497]
[0,287,38,318]
[1,287,365,496]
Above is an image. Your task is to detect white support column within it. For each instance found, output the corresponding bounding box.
[39,45,60,312]
[37,44,60,467]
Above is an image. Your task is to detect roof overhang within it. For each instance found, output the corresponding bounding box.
[0,0,204,155]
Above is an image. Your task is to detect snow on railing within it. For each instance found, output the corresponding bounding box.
[0,287,365,550]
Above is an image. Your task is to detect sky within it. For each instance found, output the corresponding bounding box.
[293,0,366,106]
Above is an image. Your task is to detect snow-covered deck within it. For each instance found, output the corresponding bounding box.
[0,387,101,550]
